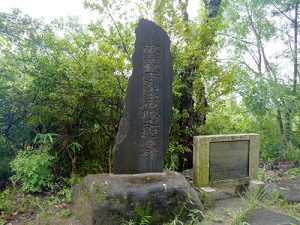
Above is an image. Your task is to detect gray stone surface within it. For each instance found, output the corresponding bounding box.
[72,171,204,225]
[244,209,299,225]
[113,19,173,174]
[265,176,300,203]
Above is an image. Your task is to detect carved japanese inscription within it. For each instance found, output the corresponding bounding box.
[113,19,173,174]
[141,46,160,158]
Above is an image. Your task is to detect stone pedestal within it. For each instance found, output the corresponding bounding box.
[235,180,265,195]
[199,187,216,209]
[72,171,204,225]
[249,180,265,193]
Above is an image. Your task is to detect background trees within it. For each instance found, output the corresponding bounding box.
[222,0,300,160]
[0,0,299,184]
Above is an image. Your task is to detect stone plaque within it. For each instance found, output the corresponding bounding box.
[209,140,249,181]
[193,134,259,188]
[113,19,173,174]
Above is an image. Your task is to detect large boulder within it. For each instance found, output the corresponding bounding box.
[72,170,204,225]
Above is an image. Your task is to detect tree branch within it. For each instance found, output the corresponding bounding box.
[272,3,294,23]
[104,6,130,57]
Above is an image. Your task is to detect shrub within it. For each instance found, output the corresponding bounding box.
[10,146,57,193]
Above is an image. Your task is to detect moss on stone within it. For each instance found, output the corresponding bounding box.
[72,171,204,225]
[92,182,109,202]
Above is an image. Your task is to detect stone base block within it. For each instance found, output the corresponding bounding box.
[235,180,265,195]
[199,187,216,209]
[72,170,204,225]
[248,180,265,193]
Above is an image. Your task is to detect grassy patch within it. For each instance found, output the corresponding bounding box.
[241,185,300,223]
[0,186,73,224]
[59,209,72,218]
[282,167,300,179]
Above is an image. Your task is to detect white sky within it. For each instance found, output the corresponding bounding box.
[0,0,200,24]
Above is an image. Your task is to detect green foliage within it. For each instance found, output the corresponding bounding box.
[285,203,300,222]
[258,167,273,183]
[150,0,235,169]
[282,167,300,179]
[10,146,57,193]
[0,9,130,176]
[0,0,299,180]
[0,189,16,217]
[225,208,248,225]
[222,0,300,160]
[282,144,300,163]
[0,1,235,176]
[165,140,187,170]
[0,156,11,181]
[133,203,152,225]
[0,187,74,223]
[57,186,72,204]
[59,209,72,218]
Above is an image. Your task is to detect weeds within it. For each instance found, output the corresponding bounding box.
[285,203,300,221]
[0,186,73,224]
[226,208,248,225]
[258,167,273,182]
[59,209,72,218]
[57,186,72,204]
[282,167,300,179]
[0,189,16,216]
[133,203,152,225]
[243,186,266,209]
[122,195,203,225]
[201,211,224,224]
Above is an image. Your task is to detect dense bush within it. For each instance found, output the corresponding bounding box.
[10,146,57,193]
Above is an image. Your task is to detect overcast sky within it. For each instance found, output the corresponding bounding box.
[0,0,200,24]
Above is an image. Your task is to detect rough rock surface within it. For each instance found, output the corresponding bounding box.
[72,171,204,225]
[265,176,300,203]
[244,208,299,225]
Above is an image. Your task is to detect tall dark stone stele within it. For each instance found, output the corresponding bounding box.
[113,19,173,174]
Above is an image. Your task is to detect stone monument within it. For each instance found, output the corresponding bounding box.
[113,18,173,174]
[193,134,260,188]
[193,134,261,207]
[72,19,204,225]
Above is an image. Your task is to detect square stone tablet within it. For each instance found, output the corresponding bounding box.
[193,134,259,188]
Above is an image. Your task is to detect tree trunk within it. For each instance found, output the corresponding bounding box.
[177,0,221,171]
[178,67,198,170]
[285,2,298,141]
[277,109,288,146]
